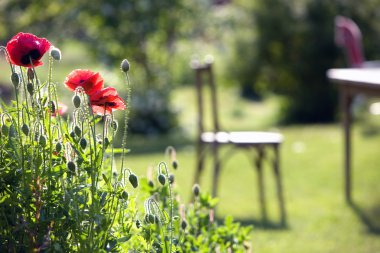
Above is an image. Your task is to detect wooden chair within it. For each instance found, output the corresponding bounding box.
[191,58,286,224]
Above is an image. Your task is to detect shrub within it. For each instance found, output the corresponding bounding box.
[0,32,251,252]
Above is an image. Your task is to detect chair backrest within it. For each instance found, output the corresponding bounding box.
[334,16,364,67]
[191,59,220,136]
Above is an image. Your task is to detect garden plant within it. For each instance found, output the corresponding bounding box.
[0,32,251,252]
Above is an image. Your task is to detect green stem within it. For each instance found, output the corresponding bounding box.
[158,162,173,253]
[120,73,131,170]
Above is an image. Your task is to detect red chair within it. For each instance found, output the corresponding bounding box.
[191,57,286,224]
[335,16,364,67]
[335,16,380,68]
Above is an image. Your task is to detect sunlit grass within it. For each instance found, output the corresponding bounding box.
[125,85,380,253]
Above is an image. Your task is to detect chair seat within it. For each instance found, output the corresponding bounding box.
[201,131,283,145]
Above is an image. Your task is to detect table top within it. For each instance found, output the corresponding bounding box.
[327,68,380,86]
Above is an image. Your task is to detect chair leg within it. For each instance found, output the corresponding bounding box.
[212,143,221,198]
[273,144,286,226]
[255,146,267,222]
[194,141,205,186]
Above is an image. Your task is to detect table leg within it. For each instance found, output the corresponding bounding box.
[341,87,353,203]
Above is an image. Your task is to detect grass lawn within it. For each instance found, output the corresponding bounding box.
[124,86,380,253]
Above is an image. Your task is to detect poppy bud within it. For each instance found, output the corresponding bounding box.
[50,47,61,61]
[158,174,166,186]
[111,120,118,131]
[74,126,81,137]
[181,220,187,230]
[172,160,178,170]
[27,82,34,96]
[27,68,34,80]
[11,72,20,88]
[136,219,141,229]
[67,161,76,172]
[55,142,62,153]
[1,125,8,136]
[148,180,154,188]
[104,137,110,149]
[21,124,29,136]
[72,95,81,108]
[192,184,200,197]
[120,190,129,200]
[148,214,155,224]
[70,131,75,139]
[121,59,130,72]
[39,135,47,147]
[144,214,150,223]
[80,138,87,150]
[168,174,175,184]
[129,173,138,188]
[49,101,56,115]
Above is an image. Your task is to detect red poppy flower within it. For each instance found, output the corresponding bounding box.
[64,69,104,95]
[6,32,51,67]
[90,87,126,115]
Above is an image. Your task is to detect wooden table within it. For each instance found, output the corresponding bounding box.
[327,68,380,203]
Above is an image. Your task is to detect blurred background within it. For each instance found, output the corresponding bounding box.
[1,0,380,252]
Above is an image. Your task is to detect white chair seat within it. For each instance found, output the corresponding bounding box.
[201,131,283,145]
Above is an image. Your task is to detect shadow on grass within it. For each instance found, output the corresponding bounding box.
[215,216,289,230]
[349,201,380,234]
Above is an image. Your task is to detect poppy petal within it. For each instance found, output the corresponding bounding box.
[64,69,104,94]
[6,32,51,67]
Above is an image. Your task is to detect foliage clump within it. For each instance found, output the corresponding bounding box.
[0,32,251,252]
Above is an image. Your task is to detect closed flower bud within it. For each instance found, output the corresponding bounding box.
[148,180,154,188]
[74,126,81,137]
[1,124,8,135]
[21,124,29,136]
[121,59,130,72]
[172,160,178,170]
[27,82,34,96]
[111,120,118,131]
[181,219,187,230]
[27,68,34,80]
[148,214,155,224]
[129,173,138,188]
[50,47,61,61]
[104,137,110,149]
[55,142,62,153]
[39,135,47,147]
[121,190,129,200]
[136,219,141,229]
[192,184,200,197]
[70,131,75,139]
[144,214,150,224]
[11,72,20,88]
[67,161,76,172]
[49,101,56,114]
[72,95,81,108]
[80,138,87,150]
[158,174,166,186]
[168,174,175,184]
